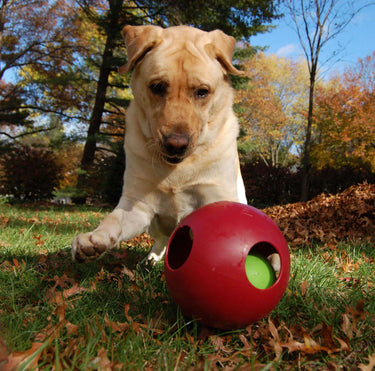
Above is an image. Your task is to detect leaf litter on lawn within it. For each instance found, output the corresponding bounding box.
[0,183,374,369]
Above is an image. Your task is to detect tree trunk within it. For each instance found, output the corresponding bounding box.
[77,0,123,197]
[300,67,316,201]
[79,38,113,170]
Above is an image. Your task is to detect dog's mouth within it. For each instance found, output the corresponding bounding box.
[162,155,185,164]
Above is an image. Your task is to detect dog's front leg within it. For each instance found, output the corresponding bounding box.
[71,201,152,263]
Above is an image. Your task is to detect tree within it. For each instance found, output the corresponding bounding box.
[313,52,375,171]
[143,0,281,39]
[284,0,373,201]
[0,0,84,142]
[0,82,31,141]
[76,0,128,188]
[236,52,308,166]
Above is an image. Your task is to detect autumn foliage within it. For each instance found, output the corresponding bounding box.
[235,52,308,167]
[313,52,375,171]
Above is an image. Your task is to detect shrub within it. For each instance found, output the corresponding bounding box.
[0,145,63,201]
[241,162,300,207]
[309,165,375,198]
[71,144,125,205]
[241,160,375,207]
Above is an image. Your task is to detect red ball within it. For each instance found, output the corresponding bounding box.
[164,201,290,329]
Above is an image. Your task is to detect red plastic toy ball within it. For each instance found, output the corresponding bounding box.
[164,201,290,329]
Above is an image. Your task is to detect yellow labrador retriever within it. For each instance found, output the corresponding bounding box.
[71,25,248,263]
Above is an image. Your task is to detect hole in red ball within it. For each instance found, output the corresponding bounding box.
[245,242,279,289]
[250,242,278,258]
[167,225,193,269]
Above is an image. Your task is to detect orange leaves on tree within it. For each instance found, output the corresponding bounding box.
[235,52,308,166]
[313,51,375,171]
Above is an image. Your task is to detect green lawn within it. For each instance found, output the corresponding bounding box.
[0,202,374,370]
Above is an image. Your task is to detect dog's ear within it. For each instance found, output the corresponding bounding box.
[205,30,244,76]
[119,25,162,73]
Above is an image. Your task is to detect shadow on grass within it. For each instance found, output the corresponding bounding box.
[2,203,110,235]
[0,244,179,329]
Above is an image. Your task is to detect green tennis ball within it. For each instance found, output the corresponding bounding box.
[245,253,276,289]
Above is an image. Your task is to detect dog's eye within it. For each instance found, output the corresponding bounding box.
[149,82,167,97]
[195,88,210,99]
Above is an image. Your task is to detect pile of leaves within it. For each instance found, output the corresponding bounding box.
[265,182,375,247]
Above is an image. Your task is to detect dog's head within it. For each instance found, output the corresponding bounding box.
[120,25,243,165]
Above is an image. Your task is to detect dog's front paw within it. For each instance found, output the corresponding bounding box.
[267,253,281,273]
[71,231,116,263]
[147,247,166,263]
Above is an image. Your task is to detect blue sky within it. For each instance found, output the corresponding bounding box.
[250,4,375,76]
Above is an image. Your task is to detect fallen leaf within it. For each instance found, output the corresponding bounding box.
[33,234,46,246]
[104,314,130,333]
[358,354,375,371]
[210,336,232,354]
[66,322,80,335]
[300,281,309,296]
[0,337,8,366]
[121,266,136,281]
[3,342,45,371]
[267,318,283,361]
[89,347,112,371]
[62,283,88,299]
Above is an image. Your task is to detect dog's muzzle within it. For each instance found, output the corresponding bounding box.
[162,133,190,164]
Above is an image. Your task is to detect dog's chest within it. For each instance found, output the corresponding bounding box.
[149,186,200,236]
[156,185,201,219]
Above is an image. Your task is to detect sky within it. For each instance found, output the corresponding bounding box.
[249,3,375,77]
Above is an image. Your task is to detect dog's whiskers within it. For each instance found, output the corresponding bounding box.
[145,139,163,170]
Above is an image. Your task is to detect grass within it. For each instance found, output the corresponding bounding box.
[0,202,374,370]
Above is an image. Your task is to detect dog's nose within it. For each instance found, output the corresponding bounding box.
[163,133,190,156]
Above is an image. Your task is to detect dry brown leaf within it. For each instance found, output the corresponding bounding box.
[341,313,354,339]
[210,336,232,354]
[65,322,80,336]
[104,314,130,333]
[358,354,375,371]
[121,266,136,281]
[62,283,88,299]
[300,281,309,296]
[267,318,283,361]
[0,337,9,368]
[3,342,45,371]
[238,334,252,352]
[90,347,112,371]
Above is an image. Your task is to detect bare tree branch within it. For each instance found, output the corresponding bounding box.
[0,126,53,140]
